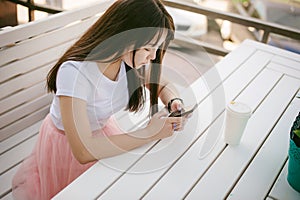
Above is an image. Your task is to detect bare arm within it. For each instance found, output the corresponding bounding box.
[158,76,180,106]
[59,96,181,164]
[145,67,183,111]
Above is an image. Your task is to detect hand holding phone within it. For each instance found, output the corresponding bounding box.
[168,104,198,117]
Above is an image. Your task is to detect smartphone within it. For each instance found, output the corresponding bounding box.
[168,103,198,117]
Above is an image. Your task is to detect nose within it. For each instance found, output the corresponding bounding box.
[149,48,157,60]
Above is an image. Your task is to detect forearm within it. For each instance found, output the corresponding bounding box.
[78,111,180,164]
[159,82,180,106]
[60,96,156,164]
[80,127,155,162]
[60,95,177,165]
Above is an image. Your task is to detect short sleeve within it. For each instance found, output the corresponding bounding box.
[56,61,91,101]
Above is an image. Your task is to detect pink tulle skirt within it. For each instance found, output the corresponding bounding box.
[12,114,122,200]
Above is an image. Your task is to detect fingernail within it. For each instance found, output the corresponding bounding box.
[177,105,182,111]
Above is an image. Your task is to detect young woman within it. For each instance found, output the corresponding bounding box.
[12,0,188,199]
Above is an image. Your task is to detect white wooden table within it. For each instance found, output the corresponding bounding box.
[53,39,300,200]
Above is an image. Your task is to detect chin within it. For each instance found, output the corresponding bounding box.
[135,63,146,69]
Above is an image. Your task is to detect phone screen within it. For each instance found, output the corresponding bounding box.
[168,104,198,117]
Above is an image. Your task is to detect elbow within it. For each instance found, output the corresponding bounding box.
[72,149,95,165]
[76,156,91,165]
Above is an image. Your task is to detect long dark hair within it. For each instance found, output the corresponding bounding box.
[47,0,175,114]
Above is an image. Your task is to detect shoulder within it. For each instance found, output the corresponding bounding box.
[57,61,95,84]
[56,61,95,100]
[58,61,97,77]
[60,60,83,70]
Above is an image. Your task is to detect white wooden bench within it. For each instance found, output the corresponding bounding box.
[0,1,116,199]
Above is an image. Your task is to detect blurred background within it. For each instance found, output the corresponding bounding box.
[0,0,299,70]
[1,0,299,52]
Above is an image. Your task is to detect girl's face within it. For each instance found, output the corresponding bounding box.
[121,31,167,69]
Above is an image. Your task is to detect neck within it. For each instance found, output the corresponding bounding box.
[97,59,122,81]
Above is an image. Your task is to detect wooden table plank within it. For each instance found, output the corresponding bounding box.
[232,69,282,109]
[243,39,300,62]
[268,162,300,200]
[220,50,273,101]
[267,62,300,79]
[271,56,300,71]
[185,76,300,199]
[227,96,300,199]
[143,68,283,199]
[187,40,256,103]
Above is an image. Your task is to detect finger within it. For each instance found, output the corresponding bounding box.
[176,103,182,111]
[168,117,183,123]
[172,123,177,130]
[170,101,183,112]
[172,123,180,131]
[175,125,183,131]
[172,121,184,131]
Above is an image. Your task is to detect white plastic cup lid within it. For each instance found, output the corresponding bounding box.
[226,101,252,118]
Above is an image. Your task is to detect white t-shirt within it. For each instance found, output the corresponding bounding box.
[50,60,129,131]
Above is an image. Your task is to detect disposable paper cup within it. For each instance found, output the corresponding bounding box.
[223,101,252,146]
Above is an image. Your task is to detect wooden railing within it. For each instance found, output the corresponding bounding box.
[4,0,300,56]
[6,0,64,21]
[162,0,300,55]
[164,0,300,42]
